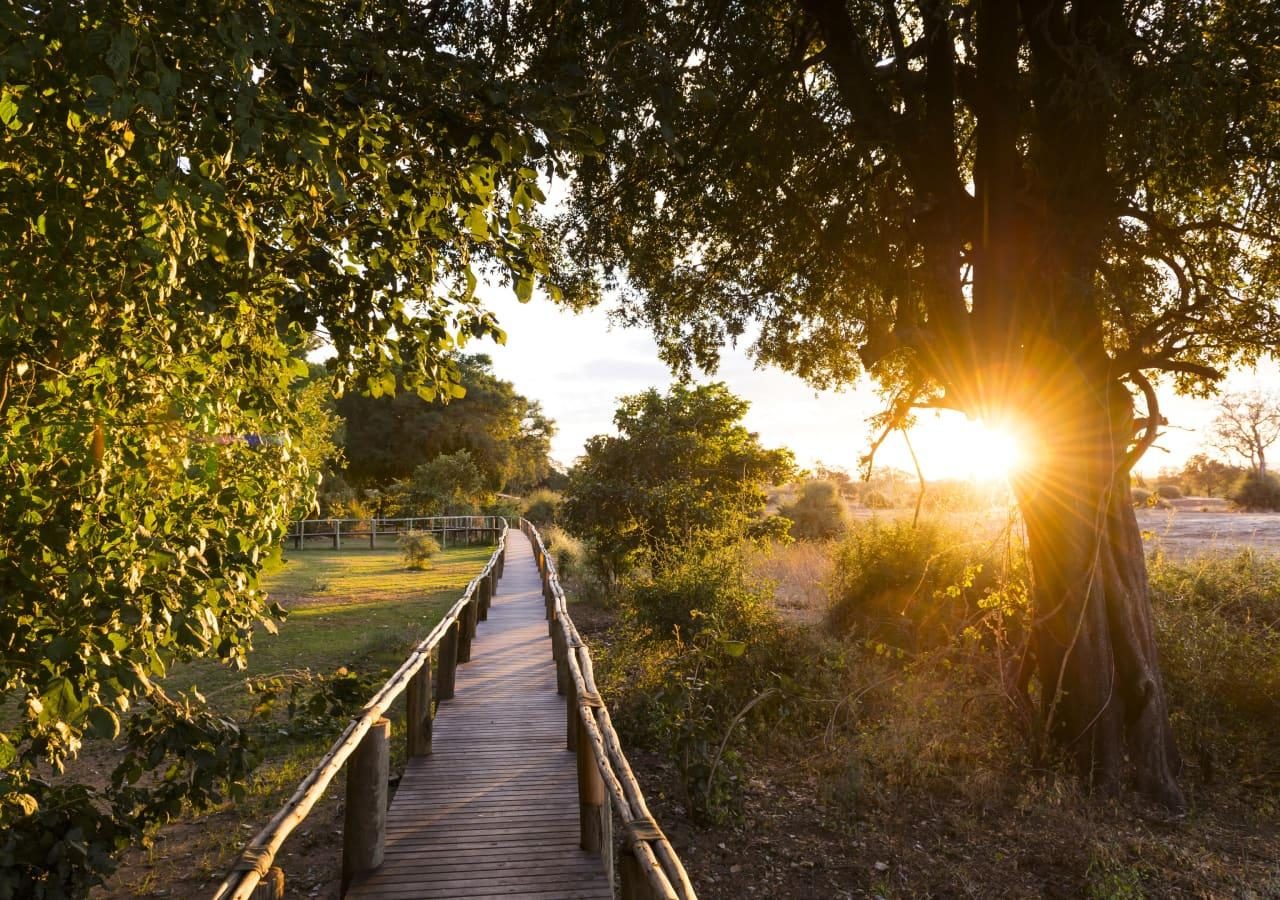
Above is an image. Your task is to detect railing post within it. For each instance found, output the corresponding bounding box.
[566,658,579,752]
[576,697,611,858]
[334,519,340,551]
[293,522,301,552]
[406,654,433,757]
[250,866,285,900]
[477,575,490,622]
[457,598,477,663]
[620,845,662,900]
[341,717,390,895]
[369,518,376,550]
[437,621,459,701]
[551,619,568,696]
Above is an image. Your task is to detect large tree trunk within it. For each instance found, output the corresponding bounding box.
[1009,355,1185,810]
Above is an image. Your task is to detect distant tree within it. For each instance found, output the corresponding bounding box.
[393,450,491,517]
[781,480,849,540]
[562,383,795,586]
[1212,391,1280,478]
[339,355,556,493]
[1178,454,1244,498]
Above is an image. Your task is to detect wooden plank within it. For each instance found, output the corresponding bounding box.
[346,532,611,900]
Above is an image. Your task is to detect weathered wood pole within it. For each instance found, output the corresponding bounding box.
[457,599,477,663]
[250,866,285,900]
[619,847,664,900]
[341,717,390,895]
[576,703,611,855]
[477,575,490,622]
[369,518,376,550]
[566,666,579,752]
[551,620,568,696]
[437,621,459,701]
[406,654,433,757]
[334,519,340,550]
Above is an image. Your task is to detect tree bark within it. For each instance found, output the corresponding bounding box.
[1010,353,1184,810]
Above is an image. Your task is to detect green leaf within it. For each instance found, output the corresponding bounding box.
[3,792,38,817]
[86,705,121,740]
[39,677,86,726]
[0,94,17,128]
[721,640,747,657]
[88,74,116,98]
[515,275,534,303]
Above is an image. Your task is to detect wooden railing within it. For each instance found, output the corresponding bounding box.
[286,515,505,550]
[211,521,509,900]
[521,518,697,900]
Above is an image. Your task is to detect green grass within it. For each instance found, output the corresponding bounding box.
[169,544,494,701]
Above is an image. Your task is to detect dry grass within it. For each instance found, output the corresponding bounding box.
[747,541,834,623]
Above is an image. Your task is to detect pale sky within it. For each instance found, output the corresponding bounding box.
[468,286,1280,482]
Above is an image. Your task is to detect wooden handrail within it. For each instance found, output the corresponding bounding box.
[211,522,509,900]
[520,518,697,900]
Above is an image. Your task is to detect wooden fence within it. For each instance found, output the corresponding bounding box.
[522,519,696,900]
[211,522,509,900]
[286,515,505,550]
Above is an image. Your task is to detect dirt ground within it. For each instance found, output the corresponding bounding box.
[1137,499,1280,558]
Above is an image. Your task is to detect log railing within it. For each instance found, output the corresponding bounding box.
[210,521,509,900]
[520,518,697,900]
[286,515,505,550]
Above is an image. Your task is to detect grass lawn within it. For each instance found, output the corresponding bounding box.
[168,544,494,699]
[96,542,495,899]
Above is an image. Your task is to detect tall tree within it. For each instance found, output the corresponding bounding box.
[1211,391,1280,477]
[338,354,557,492]
[554,1,1280,807]
[0,1,582,891]
[562,383,795,586]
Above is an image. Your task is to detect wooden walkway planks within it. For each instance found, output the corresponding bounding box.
[346,531,612,900]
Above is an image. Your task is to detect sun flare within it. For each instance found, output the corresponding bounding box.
[915,416,1029,483]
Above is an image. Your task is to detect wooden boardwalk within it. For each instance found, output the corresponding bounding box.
[346,531,612,900]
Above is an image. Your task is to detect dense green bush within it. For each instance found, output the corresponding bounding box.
[399,531,442,570]
[625,543,775,643]
[1230,471,1280,510]
[522,488,562,525]
[780,480,849,540]
[1155,483,1184,499]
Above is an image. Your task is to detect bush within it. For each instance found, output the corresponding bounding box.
[780,480,849,540]
[1150,550,1280,780]
[483,496,521,519]
[399,531,441,570]
[625,543,775,643]
[1230,471,1280,510]
[522,488,562,525]
[827,519,1028,653]
[1155,483,1183,499]
[863,489,893,509]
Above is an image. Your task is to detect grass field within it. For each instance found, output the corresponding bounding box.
[97,543,494,899]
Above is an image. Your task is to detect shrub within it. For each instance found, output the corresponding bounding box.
[827,518,1028,653]
[522,488,562,525]
[1150,550,1280,779]
[1230,471,1280,510]
[625,543,775,643]
[1155,483,1183,499]
[483,496,521,519]
[399,531,441,570]
[864,489,893,509]
[780,480,849,540]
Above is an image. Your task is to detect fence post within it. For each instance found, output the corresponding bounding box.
[437,622,459,701]
[457,599,477,663]
[551,619,568,696]
[576,698,610,857]
[250,867,285,900]
[334,519,340,551]
[477,576,490,622]
[619,845,663,900]
[566,660,579,752]
[370,518,376,550]
[406,654,433,757]
[341,717,390,895]
[293,522,301,552]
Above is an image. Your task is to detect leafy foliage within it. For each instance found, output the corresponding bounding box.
[780,479,849,541]
[1,0,585,890]
[399,531,443,571]
[561,383,795,586]
[338,355,557,493]
[1230,471,1280,511]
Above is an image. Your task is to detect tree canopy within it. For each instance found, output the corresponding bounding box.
[0,1,583,891]
[562,383,795,585]
[550,0,1280,807]
[338,354,556,494]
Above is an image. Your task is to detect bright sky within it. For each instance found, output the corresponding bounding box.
[469,287,1280,482]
